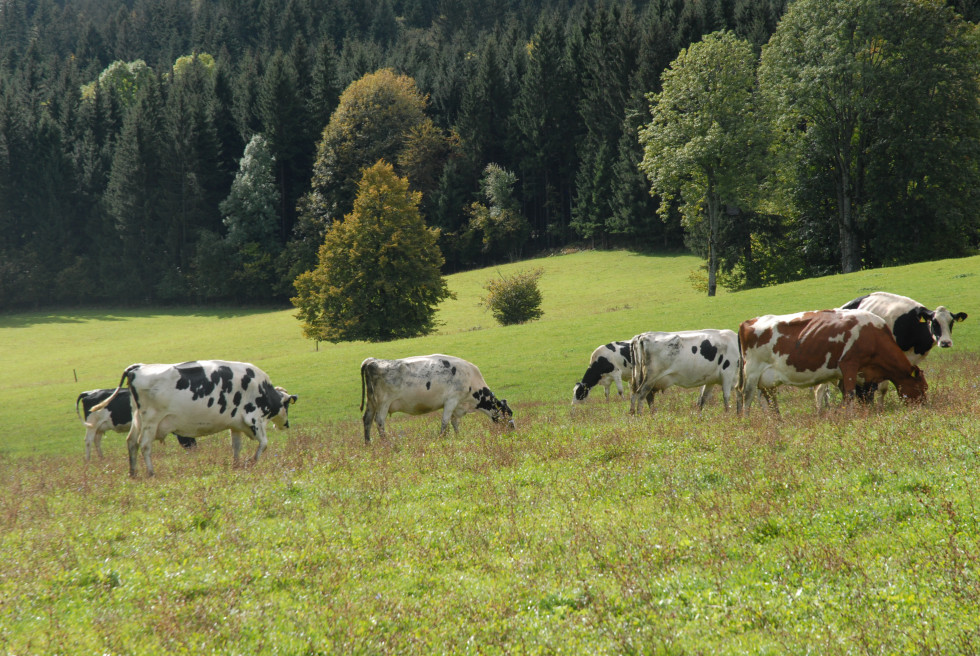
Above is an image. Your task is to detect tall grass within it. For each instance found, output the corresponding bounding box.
[1,352,978,654]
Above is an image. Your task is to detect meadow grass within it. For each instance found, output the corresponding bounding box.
[1,250,979,654]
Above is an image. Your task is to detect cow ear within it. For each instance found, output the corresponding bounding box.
[909,366,920,378]
[955,312,968,322]
[289,394,298,404]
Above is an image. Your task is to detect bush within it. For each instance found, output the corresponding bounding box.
[481,268,544,326]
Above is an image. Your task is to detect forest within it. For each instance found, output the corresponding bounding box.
[1,0,979,308]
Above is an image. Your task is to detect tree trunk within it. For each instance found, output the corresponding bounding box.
[836,145,862,274]
[706,182,719,297]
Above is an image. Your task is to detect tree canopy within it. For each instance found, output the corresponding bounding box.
[292,160,451,343]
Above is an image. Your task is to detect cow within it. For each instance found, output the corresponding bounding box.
[90,360,297,477]
[628,329,740,415]
[572,341,633,403]
[820,291,968,404]
[360,354,514,443]
[737,309,927,414]
[76,388,196,461]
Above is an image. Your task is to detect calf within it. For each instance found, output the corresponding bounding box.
[738,309,927,414]
[91,361,297,476]
[360,354,514,442]
[77,389,196,461]
[572,341,633,403]
[629,329,740,414]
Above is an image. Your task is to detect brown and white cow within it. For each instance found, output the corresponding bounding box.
[737,309,927,414]
[820,291,967,404]
[91,361,297,477]
[629,329,741,414]
[77,388,196,461]
[360,354,514,443]
[572,341,633,403]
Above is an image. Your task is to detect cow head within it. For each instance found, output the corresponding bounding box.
[895,365,928,402]
[266,386,298,429]
[572,383,589,403]
[928,306,967,348]
[493,398,516,430]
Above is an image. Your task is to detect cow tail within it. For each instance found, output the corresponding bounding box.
[75,392,86,419]
[629,338,643,395]
[89,364,138,413]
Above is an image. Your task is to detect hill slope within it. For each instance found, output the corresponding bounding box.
[1,250,977,457]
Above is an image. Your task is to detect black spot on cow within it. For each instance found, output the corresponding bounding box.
[243,402,256,414]
[207,397,215,408]
[241,368,255,391]
[254,380,284,418]
[451,366,456,376]
[618,342,633,364]
[233,391,242,407]
[722,360,731,370]
[579,356,615,394]
[472,387,497,412]
[691,346,697,354]
[441,359,451,368]
[175,364,213,399]
[231,408,237,418]
[892,307,936,356]
[841,295,870,310]
[698,339,719,362]
[217,392,228,414]
[426,381,431,390]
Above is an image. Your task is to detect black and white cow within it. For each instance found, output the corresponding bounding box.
[629,329,741,414]
[91,360,297,477]
[572,341,633,403]
[360,354,514,443]
[816,291,967,405]
[76,388,196,461]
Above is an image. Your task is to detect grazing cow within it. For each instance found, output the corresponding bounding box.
[360,354,514,443]
[76,388,196,461]
[629,329,740,414]
[572,341,633,403]
[91,361,297,476]
[816,292,967,405]
[737,309,927,414]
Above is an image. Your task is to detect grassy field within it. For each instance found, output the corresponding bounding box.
[1,250,979,653]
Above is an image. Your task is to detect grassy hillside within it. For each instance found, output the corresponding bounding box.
[1,250,977,457]
[2,251,979,654]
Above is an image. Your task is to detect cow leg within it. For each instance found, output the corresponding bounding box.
[362,406,375,443]
[232,430,244,463]
[126,426,139,477]
[696,384,713,411]
[138,424,155,477]
[761,388,780,415]
[251,427,268,463]
[601,378,612,400]
[375,403,391,439]
[613,371,624,398]
[440,401,458,436]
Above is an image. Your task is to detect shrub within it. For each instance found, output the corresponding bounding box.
[481,268,544,326]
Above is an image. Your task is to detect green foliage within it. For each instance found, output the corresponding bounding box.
[467,164,530,262]
[221,134,280,247]
[759,0,980,274]
[481,268,544,326]
[80,60,152,107]
[301,69,429,237]
[291,160,452,342]
[639,30,767,297]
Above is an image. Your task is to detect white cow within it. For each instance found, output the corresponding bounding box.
[360,354,514,442]
[629,329,740,414]
[816,292,967,405]
[91,360,297,477]
[77,388,196,461]
[572,341,633,403]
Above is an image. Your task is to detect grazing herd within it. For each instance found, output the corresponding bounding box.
[77,291,966,477]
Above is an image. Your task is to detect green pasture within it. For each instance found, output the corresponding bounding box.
[2,250,980,654]
[1,249,977,457]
